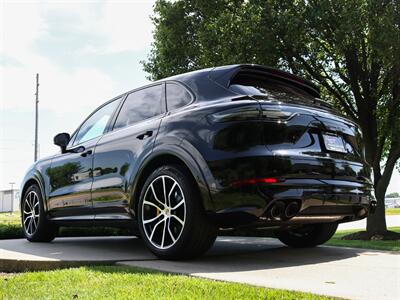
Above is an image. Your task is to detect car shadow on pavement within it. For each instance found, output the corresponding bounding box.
[193,236,363,271]
[123,235,364,274]
[0,235,368,273]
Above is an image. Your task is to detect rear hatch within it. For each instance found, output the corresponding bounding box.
[226,67,369,182]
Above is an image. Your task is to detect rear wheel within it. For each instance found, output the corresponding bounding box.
[22,184,58,242]
[275,222,338,248]
[138,165,217,259]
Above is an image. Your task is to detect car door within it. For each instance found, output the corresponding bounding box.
[91,83,165,219]
[47,98,121,219]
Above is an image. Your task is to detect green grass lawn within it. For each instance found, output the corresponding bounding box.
[0,212,22,239]
[0,212,20,224]
[0,266,336,300]
[327,227,400,251]
[385,208,400,215]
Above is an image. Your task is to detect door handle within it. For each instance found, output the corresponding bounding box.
[80,150,93,157]
[136,130,153,140]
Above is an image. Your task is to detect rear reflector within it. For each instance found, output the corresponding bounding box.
[231,177,281,187]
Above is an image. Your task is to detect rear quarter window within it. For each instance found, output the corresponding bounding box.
[113,84,163,130]
[166,83,192,111]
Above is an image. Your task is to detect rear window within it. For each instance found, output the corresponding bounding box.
[229,72,316,102]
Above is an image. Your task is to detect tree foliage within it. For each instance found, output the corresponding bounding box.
[143,0,400,236]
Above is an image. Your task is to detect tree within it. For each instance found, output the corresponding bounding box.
[143,0,400,238]
[386,192,400,198]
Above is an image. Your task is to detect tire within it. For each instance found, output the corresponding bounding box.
[138,164,217,259]
[21,184,58,242]
[275,222,338,248]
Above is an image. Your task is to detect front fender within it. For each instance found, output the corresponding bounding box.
[20,166,48,212]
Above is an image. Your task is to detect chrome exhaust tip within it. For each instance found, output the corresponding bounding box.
[284,201,300,219]
[269,201,285,220]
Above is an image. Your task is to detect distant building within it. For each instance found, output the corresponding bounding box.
[385,197,400,208]
[0,189,20,212]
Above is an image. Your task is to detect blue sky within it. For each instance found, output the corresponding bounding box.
[0,0,399,193]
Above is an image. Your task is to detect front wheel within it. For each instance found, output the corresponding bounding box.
[275,222,338,248]
[138,165,217,260]
[22,184,58,242]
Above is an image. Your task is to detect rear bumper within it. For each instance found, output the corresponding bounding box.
[208,177,375,228]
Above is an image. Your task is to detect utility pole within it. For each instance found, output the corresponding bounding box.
[9,182,15,213]
[34,73,39,162]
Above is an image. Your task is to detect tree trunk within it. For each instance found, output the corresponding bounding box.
[366,181,387,236]
[367,146,399,236]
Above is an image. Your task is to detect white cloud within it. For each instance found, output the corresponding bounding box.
[1,1,47,60]
[1,1,155,114]
[100,1,154,53]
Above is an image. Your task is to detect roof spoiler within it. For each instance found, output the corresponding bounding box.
[208,64,320,98]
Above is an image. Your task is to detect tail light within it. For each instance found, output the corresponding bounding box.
[208,106,260,123]
[208,105,294,123]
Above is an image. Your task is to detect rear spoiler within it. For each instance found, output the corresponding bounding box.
[208,64,320,98]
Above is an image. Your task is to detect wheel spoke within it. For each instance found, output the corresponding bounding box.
[167,182,177,205]
[28,218,33,234]
[170,214,184,226]
[161,219,167,248]
[24,215,32,225]
[167,219,176,243]
[29,193,34,210]
[143,200,163,212]
[149,218,165,241]
[143,213,162,225]
[25,199,32,211]
[171,199,184,210]
[23,210,31,215]
[150,184,165,208]
[32,216,38,229]
[162,176,168,206]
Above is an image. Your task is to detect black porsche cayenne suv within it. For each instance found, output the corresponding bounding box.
[20,64,376,259]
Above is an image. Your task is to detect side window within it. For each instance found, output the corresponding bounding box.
[73,99,120,145]
[114,85,162,130]
[166,83,192,111]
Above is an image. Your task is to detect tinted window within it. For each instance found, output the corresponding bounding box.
[114,85,162,130]
[74,99,120,145]
[166,83,192,111]
[229,72,314,101]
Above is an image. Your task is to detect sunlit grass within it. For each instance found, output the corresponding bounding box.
[327,227,400,251]
[0,266,337,300]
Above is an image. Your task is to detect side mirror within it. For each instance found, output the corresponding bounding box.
[54,133,70,153]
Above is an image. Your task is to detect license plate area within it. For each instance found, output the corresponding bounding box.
[322,133,346,153]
